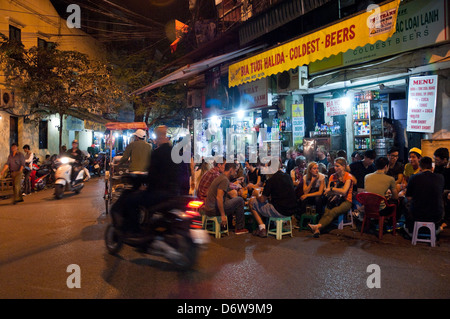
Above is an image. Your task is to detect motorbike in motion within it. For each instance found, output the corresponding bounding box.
[104,189,209,270]
[54,156,86,199]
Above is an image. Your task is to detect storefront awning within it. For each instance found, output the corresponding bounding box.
[228,0,401,88]
[131,45,266,95]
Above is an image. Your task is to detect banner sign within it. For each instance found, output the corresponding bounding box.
[325,98,348,117]
[228,0,401,87]
[407,75,438,133]
[237,78,268,109]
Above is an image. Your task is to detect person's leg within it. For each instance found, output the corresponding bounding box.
[309,201,352,235]
[23,170,31,194]
[11,171,23,203]
[224,196,246,230]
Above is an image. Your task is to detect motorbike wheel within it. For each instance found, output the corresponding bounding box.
[54,184,64,199]
[105,224,123,255]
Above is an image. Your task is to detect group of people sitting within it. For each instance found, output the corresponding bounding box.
[190,145,450,239]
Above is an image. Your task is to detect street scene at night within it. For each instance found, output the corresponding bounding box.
[1,0,450,304]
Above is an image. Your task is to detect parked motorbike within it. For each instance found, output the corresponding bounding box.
[92,152,106,176]
[54,156,85,199]
[104,189,209,270]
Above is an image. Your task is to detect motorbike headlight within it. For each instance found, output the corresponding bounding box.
[60,157,69,164]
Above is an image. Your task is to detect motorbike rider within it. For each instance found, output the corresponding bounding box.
[111,125,180,237]
[66,140,83,185]
[118,129,152,189]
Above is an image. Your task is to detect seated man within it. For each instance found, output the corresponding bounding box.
[404,156,445,235]
[349,149,376,191]
[386,146,404,191]
[433,147,450,228]
[249,159,298,237]
[203,163,249,235]
[364,156,399,218]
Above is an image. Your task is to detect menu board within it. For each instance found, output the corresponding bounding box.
[407,75,438,133]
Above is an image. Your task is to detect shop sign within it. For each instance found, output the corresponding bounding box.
[292,103,305,145]
[325,98,348,117]
[228,0,401,87]
[310,0,448,74]
[237,78,268,109]
[407,75,438,133]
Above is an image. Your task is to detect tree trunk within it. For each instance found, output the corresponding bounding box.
[59,112,63,154]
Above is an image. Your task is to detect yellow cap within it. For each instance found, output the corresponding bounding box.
[409,147,422,156]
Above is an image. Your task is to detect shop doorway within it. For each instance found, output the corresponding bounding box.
[9,116,18,146]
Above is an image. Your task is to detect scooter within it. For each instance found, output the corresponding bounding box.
[104,192,209,270]
[54,156,85,199]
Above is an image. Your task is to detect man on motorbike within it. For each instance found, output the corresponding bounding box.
[66,140,83,185]
[118,129,152,189]
[111,125,180,237]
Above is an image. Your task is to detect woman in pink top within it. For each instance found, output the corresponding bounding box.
[308,157,354,237]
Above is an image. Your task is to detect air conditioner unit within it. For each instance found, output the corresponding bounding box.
[277,66,308,93]
[187,89,203,108]
[0,89,14,108]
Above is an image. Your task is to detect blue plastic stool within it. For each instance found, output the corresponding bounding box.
[336,209,353,229]
[267,216,293,240]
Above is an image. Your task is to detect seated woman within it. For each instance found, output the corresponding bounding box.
[308,157,354,237]
[300,161,326,216]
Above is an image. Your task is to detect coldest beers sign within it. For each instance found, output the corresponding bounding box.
[228,0,401,87]
[407,75,438,133]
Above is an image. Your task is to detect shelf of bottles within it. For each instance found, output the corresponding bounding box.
[352,91,384,151]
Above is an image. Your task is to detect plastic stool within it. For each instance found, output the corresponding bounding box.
[299,213,319,230]
[337,209,353,229]
[203,215,229,238]
[267,216,293,240]
[412,221,436,247]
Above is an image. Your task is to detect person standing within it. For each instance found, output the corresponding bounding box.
[22,144,34,195]
[1,143,26,204]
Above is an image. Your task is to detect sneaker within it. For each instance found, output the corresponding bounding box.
[235,228,249,235]
[252,228,267,238]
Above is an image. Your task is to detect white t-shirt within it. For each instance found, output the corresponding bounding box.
[303,173,325,191]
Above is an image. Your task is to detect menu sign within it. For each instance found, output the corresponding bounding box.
[407,75,438,133]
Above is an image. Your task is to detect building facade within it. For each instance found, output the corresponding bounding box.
[0,0,105,165]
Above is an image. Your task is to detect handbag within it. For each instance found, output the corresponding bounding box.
[326,179,346,209]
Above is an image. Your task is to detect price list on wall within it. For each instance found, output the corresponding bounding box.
[407,75,438,133]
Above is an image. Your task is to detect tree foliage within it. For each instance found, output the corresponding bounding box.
[109,49,189,128]
[0,33,125,149]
